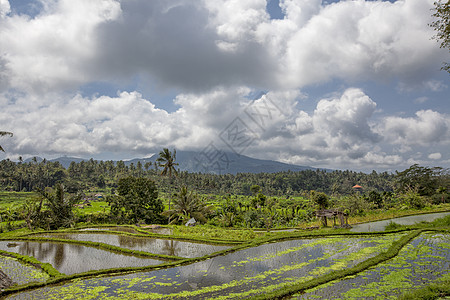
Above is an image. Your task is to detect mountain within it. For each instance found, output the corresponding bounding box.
[167,150,318,174]
[45,151,322,174]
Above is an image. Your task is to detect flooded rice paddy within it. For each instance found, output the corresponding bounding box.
[79,226,173,235]
[2,212,449,299]
[0,255,49,285]
[295,232,450,299]
[350,211,450,232]
[6,235,402,299]
[38,233,231,258]
[0,241,162,275]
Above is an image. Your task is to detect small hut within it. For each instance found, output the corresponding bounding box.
[315,209,350,228]
[352,184,363,193]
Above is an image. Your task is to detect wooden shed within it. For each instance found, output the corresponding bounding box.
[315,209,350,228]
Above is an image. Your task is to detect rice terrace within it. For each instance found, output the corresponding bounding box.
[0,154,449,299]
[1,0,450,298]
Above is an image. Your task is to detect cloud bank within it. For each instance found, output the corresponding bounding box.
[0,0,449,171]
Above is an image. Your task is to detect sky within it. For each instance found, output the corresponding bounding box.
[0,0,449,173]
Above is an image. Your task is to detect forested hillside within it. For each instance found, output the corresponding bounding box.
[1,157,396,196]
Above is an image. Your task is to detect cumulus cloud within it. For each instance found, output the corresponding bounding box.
[1,91,186,155]
[0,0,121,93]
[428,153,442,160]
[380,110,450,146]
[249,88,398,169]
[0,0,445,93]
[1,82,448,171]
[0,0,448,171]
[0,0,10,18]
[281,0,446,88]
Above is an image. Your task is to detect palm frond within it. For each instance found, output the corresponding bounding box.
[0,131,13,152]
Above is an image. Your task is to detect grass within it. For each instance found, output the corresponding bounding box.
[1,224,448,299]
[0,191,449,298]
[0,191,37,211]
[398,275,450,299]
[249,230,423,300]
[348,203,450,225]
[0,249,62,278]
[73,200,110,214]
[171,224,258,242]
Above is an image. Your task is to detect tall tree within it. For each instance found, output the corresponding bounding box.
[35,183,81,229]
[395,164,446,196]
[108,176,162,224]
[162,185,211,224]
[0,131,13,152]
[156,148,179,178]
[156,148,179,222]
[431,0,450,72]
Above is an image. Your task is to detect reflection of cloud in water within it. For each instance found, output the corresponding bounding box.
[0,241,161,275]
[6,236,415,299]
[40,233,230,258]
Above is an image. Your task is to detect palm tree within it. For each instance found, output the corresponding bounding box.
[156,148,179,177]
[156,148,179,223]
[0,131,13,152]
[162,185,211,225]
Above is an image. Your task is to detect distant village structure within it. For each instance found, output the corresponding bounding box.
[352,184,363,193]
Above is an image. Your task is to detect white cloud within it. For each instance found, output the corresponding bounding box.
[313,88,379,143]
[381,110,450,146]
[428,152,442,160]
[0,0,448,171]
[1,84,448,171]
[1,91,187,155]
[414,97,429,104]
[280,0,445,88]
[249,88,400,169]
[0,0,10,18]
[0,0,121,93]
[1,0,445,94]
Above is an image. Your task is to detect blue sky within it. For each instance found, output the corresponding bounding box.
[0,0,449,172]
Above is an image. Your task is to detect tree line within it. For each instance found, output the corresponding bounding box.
[0,157,399,196]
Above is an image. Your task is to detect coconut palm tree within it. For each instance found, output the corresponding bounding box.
[162,185,211,225]
[156,148,179,177]
[156,148,179,223]
[0,131,13,152]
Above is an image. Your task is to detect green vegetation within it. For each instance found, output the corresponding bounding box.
[163,185,212,225]
[0,156,449,298]
[0,249,62,278]
[430,0,450,73]
[399,275,450,299]
[33,183,81,230]
[107,176,163,224]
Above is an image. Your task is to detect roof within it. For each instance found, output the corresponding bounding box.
[352,184,362,188]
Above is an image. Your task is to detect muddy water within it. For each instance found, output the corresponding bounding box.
[40,233,231,258]
[350,211,450,232]
[0,241,162,275]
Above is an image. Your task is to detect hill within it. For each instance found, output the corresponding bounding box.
[40,151,322,174]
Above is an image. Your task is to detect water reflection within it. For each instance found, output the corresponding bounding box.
[350,211,450,232]
[0,241,162,275]
[8,237,392,299]
[79,227,173,235]
[0,255,49,285]
[295,233,450,299]
[40,233,230,258]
